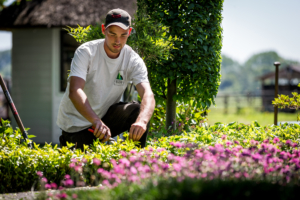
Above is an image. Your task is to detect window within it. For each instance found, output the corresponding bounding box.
[60,30,80,92]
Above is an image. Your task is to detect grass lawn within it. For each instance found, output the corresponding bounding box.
[207,96,299,126]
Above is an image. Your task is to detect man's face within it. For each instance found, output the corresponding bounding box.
[102,24,132,55]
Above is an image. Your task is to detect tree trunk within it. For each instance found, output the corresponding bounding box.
[166,78,177,130]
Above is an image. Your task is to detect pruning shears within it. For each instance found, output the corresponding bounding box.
[88,126,116,144]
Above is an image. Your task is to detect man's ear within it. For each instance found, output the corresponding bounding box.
[128,27,132,36]
[101,24,106,35]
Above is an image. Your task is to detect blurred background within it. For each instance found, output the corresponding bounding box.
[0,0,299,133]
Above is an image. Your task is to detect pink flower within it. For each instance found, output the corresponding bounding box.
[81,158,87,163]
[69,163,75,168]
[59,193,67,199]
[45,184,51,189]
[130,166,137,174]
[36,171,43,177]
[71,158,78,163]
[292,143,298,148]
[93,158,101,166]
[97,168,104,174]
[273,137,280,143]
[102,180,110,186]
[64,179,74,187]
[72,194,78,199]
[51,183,57,189]
[41,177,48,183]
[286,140,292,146]
[120,151,127,157]
[64,174,71,179]
[221,135,227,140]
[263,139,269,143]
[234,140,240,145]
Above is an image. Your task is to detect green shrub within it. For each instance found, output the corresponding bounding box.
[0,120,140,193]
[148,121,300,155]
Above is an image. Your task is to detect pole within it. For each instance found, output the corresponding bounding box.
[274,62,281,125]
[0,74,32,148]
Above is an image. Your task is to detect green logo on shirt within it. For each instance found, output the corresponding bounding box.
[117,72,123,80]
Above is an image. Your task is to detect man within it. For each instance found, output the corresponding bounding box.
[57,8,155,150]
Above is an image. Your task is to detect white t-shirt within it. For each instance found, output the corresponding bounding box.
[57,39,149,133]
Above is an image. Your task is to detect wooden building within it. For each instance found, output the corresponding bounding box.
[0,0,136,144]
[258,65,300,112]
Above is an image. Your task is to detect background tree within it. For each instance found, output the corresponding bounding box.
[219,51,299,94]
[142,0,224,129]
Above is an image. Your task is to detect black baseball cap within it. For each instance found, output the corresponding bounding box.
[105,8,131,30]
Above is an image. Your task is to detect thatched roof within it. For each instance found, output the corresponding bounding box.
[0,0,137,30]
[258,65,300,81]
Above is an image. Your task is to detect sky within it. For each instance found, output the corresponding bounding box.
[0,0,300,64]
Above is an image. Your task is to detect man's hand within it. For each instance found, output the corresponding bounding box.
[92,120,111,143]
[129,121,147,141]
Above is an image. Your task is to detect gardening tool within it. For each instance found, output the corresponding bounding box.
[0,74,32,148]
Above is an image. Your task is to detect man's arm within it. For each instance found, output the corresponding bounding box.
[129,82,155,141]
[69,76,111,142]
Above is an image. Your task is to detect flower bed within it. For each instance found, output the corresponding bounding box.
[1,120,300,194]
[39,141,300,199]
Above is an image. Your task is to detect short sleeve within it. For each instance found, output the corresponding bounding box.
[129,58,149,86]
[68,46,90,81]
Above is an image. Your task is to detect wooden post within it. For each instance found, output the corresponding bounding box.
[224,95,228,115]
[166,78,177,130]
[274,62,281,125]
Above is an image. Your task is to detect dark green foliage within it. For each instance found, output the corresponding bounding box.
[68,178,300,200]
[143,0,224,109]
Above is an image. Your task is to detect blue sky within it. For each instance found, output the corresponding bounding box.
[0,0,300,64]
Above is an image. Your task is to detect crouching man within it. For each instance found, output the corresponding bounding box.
[57,8,155,150]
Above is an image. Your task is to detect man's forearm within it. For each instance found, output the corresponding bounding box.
[69,89,99,124]
[136,92,155,125]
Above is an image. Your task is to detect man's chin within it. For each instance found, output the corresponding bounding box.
[109,46,122,54]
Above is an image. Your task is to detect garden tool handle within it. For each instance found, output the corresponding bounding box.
[0,74,32,148]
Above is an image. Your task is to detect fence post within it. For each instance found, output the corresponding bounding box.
[224,95,228,115]
[274,62,281,125]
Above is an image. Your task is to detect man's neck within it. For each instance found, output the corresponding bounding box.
[104,42,120,59]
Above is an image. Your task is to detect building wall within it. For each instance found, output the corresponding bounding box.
[12,29,53,143]
[51,28,64,144]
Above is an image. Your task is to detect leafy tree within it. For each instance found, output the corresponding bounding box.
[66,0,223,130]
[142,0,223,129]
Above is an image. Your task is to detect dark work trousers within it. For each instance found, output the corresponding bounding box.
[59,101,149,151]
